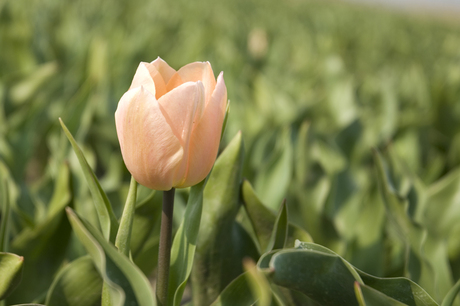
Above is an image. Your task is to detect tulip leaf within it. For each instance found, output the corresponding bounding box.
[115,176,137,257]
[167,179,206,306]
[130,190,162,275]
[258,248,360,306]
[210,272,257,306]
[295,241,438,306]
[441,278,460,306]
[373,149,453,301]
[0,252,24,300]
[220,100,230,141]
[191,132,248,306]
[59,118,118,242]
[46,256,102,306]
[254,128,293,211]
[242,179,313,253]
[66,207,156,306]
[266,200,288,252]
[0,176,10,252]
[7,163,73,304]
[354,282,408,306]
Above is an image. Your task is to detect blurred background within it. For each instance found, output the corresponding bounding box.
[1,0,460,302]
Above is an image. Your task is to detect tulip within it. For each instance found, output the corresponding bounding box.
[115,57,227,190]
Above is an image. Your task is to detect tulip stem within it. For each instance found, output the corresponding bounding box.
[156,188,175,306]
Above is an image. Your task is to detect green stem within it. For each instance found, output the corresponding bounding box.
[156,188,175,306]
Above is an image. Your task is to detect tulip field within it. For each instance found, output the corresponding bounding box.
[2,0,460,305]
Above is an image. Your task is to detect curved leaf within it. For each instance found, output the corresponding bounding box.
[191,132,246,306]
[354,282,407,306]
[46,256,102,306]
[66,208,155,306]
[59,118,118,242]
[0,252,23,300]
[242,179,312,253]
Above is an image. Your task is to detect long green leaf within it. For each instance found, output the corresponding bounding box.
[115,176,137,257]
[59,118,118,241]
[266,201,288,252]
[242,179,312,253]
[191,132,246,306]
[7,163,72,304]
[66,208,155,306]
[46,256,102,306]
[167,180,206,306]
[354,282,408,306]
[210,272,257,306]
[0,252,24,300]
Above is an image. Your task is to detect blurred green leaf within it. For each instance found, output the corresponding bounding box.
[0,177,10,252]
[242,179,312,253]
[0,252,23,300]
[130,190,162,275]
[266,201,288,252]
[373,149,453,301]
[59,118,118,242]
[168,180,206,306]
[192,132,247,306]
[210,272,257,306]
[254,128,293,211]
[441,278,460,306]
[7,163,72,304]
[66,207,156,306]
[46,256,102,306]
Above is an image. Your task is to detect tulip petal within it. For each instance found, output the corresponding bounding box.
[157,81,206,186]
[178,72,227,187]
[129,62,169,99]
[166,62,216,104]
[115,87,183,190]
[151,57,176,84]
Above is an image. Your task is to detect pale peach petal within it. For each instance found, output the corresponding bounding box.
[115,86,183,190]
[178,72,227,187]
[151,57,176,84]
[157,81,206,186]
[166,62,216,104]
[129,62,157,96]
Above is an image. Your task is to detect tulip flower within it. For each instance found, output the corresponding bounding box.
[115,57,227,190]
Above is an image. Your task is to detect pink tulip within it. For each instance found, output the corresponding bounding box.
[115,58,227,190]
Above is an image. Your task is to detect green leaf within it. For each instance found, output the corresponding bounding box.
[191,132,246,306]
[258,248,360,306]
[266,201,288,252]
[66,207,156,306]
[115,176,137,257]
[442,278,460,306]
[210,272,257,306]
[354,282,408,306]
[242,179,313,253]
[167,180,206,306]
[46,256,102,306]
[0,252,24,300]
[0,176,10,252]
[254,128,293,211]
[373,150,453,301]
[130,191,162,275]
[296,241,438,306]
[59,118,118,242]
[7,163,73,304]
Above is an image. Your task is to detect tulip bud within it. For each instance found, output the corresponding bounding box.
[115,57,227,190]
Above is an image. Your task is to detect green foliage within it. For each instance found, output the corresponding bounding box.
[2,0,460,304]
